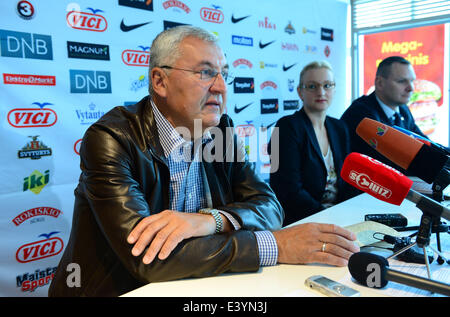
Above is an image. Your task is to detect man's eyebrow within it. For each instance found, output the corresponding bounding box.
[195,61,229,70]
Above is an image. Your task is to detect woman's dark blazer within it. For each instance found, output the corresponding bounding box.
[269,107,359,226]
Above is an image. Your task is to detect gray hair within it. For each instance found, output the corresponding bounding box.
[298,60,334,87]
[148,25,219,95]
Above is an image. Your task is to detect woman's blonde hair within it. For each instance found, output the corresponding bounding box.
[298,60,334,87]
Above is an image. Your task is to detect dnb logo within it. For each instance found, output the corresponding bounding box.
[70,69,111,93]
[7,102,57,128]
[122,46,150,67]
[16,232,63,263]
[66,8,107,32]
[200,6,224,23]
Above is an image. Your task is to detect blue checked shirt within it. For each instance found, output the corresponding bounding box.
[151,101,277,266]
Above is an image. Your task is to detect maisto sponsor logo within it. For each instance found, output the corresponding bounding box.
[66,8,107,32]
[8,102,57,128]
[12,207,62,226]
[17,267,57,292]
[261,99,278,114]
[233,58,252,69]
[236,122,256,137]
[163,0,190,13]
[16,232,63,263]
[122,46,150,66]
[200,6,224,23]
[260,80,277,90]
[3,73,55,86]
[258,17,276,30]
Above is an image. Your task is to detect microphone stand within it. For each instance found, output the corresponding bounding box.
[387,211,449,280]
[430,180,449,265]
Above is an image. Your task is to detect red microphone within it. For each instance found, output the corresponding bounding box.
[341,152,450,220]
[356,118,450,184]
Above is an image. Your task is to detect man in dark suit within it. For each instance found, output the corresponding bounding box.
[341,56,427,173]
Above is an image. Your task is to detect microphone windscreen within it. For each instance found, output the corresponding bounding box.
[407,144,449,184]
[341,152,413,205]
[348,252,389,288]
[356,118,423,170]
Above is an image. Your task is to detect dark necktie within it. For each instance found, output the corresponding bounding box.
[391,112,402,127]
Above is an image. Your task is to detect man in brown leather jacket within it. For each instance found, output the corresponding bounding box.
[49,26,358,297]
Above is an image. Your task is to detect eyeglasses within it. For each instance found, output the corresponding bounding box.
[300,82,336,92]
[159,65,232,82]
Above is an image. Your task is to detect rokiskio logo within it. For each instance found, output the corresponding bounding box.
[66,8,107,32]
[16,266,57,292]
[348,170,392,199]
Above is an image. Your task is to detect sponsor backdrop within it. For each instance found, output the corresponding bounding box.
[0,0,348,296]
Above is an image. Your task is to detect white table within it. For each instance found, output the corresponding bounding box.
[122,193,449,297]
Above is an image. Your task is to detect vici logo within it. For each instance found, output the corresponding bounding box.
[200,6,224,23]
[122,46,150,67]
[8,102,57,128]
[66,8,107,32]
[236,121,256,137]
[16,232,63,263]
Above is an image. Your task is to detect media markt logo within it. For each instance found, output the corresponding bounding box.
[23,170,50,194]
[18,136,52,160]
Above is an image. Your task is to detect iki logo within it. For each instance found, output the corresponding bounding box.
[16,231,63,263]
[66,8,107,32]
[18,136,52,160]
[23,170,50,194]
[7,102,57,128]
[122,46,150,67]
[200,5,224,23]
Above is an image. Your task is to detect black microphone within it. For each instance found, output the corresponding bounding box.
[348,252,450,296]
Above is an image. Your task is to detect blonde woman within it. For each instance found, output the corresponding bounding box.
[269,61,359,226]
